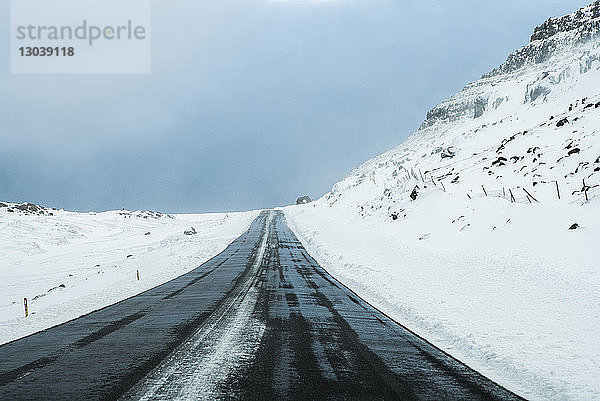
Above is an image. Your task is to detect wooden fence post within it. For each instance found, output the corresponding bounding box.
[523,188,538,203]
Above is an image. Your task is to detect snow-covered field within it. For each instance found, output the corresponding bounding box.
[286,4,600,401]
[2,3,599,400]
[0,203,258,345]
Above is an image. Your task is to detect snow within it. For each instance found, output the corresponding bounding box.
[134,212,272,400]
[284,22,600,401]
[0,204,258,346]
[1,4,599,400]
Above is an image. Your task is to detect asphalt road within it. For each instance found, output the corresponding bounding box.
[0,211,524,400]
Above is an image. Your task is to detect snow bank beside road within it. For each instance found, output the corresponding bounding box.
[0,205,259,345]
[285,200,599,401]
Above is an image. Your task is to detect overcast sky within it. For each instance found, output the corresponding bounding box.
[0,0,591,213]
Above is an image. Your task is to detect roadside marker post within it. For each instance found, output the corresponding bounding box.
[24,297,28,317]
[137,270,140,281]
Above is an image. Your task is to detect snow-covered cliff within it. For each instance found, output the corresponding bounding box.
[286,3,600,400]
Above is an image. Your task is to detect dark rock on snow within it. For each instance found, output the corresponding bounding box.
[296,196,312,205]
[410,186,420,201]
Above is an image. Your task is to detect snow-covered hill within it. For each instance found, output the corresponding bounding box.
[286,3,600,400]
[0,202,258,345]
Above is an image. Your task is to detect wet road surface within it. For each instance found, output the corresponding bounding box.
[0,211,524,400]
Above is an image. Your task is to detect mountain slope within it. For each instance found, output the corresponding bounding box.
[286,3,600,400]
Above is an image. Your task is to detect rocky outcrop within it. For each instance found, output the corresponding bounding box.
[0,201,56,216]
[484,2,600,78]
[420,95,488,129]
[531,2,600,42]
[418,2,600,130]
[296,196,312,205]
